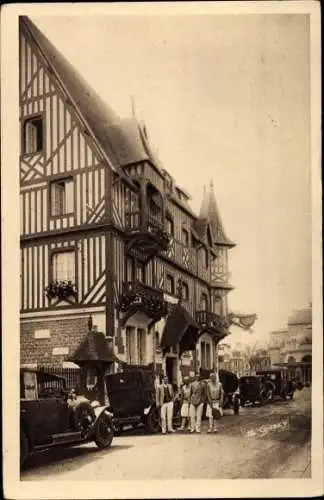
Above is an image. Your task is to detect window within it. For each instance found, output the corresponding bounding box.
[155,331,160,351]
[166,215,174,236]
[23,115,43,154]
[200,293,208,311]
[126,326,136,364]
[165,274,175,295]
[126,257,135,281]
[86,367,98,390]
[136,263,145,283]
[201,341,211,369]
[203,247,209,268]
[137,328,146,365]
[182,281,189,301]
[52,251,75,282]
[50,178,74,216]
[214,296,222,315]
[182,228,189,246]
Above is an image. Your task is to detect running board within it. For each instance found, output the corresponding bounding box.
[34,432,83,450]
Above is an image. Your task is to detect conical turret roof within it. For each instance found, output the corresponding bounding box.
[196,180,235,247]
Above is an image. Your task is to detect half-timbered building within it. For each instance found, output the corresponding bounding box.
[20,17,236,386]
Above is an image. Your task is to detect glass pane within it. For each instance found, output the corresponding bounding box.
[64,180,74,214]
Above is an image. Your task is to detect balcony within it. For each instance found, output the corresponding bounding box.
[118,281,169,327]
[195,310,229,341]
[125,210,170,262]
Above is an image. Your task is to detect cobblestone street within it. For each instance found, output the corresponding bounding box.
[21,388,311,481]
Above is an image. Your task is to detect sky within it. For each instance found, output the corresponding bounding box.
[31,14,312,347]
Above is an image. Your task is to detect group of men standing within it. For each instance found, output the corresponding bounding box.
[156,372,224,434]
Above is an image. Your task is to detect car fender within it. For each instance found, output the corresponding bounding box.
[143,404,154,416]
[92,404,114,421]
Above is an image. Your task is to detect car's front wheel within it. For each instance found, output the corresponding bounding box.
[94,413,114,449]
[146,406,161,434]
[20,428,29,468]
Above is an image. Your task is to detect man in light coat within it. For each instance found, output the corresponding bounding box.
[156,376,175,434]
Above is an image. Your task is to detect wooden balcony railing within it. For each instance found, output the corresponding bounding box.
[118,281,169,319]
[195,310,227,334]
[125,210,170,251]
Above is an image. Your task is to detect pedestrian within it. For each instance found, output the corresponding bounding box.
[206,372,224,433]
[179,376,191,431]
[189,372,205,433]
[156,375,176,434]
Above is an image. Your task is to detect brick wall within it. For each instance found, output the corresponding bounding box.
[20,316,89,367]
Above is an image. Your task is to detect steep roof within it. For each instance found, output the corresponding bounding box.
[70,330,118,365]
[21,17,150,178]
[197,182,235,247]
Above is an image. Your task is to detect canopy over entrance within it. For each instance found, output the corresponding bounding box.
[160,304,200,357]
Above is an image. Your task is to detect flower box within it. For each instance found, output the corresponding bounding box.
[45,280,78,301]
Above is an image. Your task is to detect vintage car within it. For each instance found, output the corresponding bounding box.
[104,369,161,434]
[239,375,269,406]
[20,368,114,467]
[256,369,296,401]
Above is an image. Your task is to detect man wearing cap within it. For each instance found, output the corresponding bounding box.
[189,372,206,433]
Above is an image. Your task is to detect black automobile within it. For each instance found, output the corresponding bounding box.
[239,375,269,406]
[256,369,296,401]
[104,369,162,434]
[20,368,114,467]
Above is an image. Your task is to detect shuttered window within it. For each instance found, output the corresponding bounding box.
[23,116,43,154]
[50,178,74,216]
[52,251,75,282]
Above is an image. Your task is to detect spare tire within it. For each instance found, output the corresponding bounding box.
[70,400,96,433]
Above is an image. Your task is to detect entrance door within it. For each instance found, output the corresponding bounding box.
[165,357,177,386]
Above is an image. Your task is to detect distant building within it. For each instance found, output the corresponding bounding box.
[268,306,312,384]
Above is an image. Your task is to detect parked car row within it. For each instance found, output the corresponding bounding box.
[238,369,300,407]
[20,366,300,467]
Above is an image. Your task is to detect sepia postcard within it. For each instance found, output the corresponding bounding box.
[1,1,322,499]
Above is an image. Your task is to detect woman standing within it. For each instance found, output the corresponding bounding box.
[206,372,224,433]
[178,377,191,431]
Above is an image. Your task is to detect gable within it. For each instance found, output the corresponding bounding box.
[20,28,102,183]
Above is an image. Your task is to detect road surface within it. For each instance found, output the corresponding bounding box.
[21,387,311,480]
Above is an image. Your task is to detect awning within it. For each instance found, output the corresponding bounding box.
[160,303,200,356]
[70,330,118,366]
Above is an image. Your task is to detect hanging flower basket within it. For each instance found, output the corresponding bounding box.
[45,280,78,300]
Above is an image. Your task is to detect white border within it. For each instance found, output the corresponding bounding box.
[1,2,322,499]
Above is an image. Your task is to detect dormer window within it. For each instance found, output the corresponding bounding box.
[23,115,43,154]
[50,178,74,216]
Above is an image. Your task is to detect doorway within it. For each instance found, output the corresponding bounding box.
[165,357,177,386]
